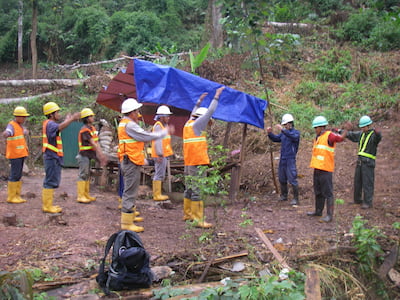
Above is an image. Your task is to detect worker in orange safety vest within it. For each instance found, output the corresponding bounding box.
[307,116,349,222]
[183,86,225,228]
[118,98,174,232]
[3,106,30,204]
[42,102,80,213]
[76,108,108,203]
[151,105,174,201]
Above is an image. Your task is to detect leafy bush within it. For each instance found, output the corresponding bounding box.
[350,215,385,276]
[336,9,378,42]
[364,17,400,51]
[309,48,353,82]
[70,6,110,61]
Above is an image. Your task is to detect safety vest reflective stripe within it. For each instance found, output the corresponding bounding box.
[358,131,376,159]
[314,144,335,152]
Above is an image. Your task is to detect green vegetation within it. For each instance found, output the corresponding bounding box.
[153,271,305,299]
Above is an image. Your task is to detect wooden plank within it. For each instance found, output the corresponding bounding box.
[255,227,290,270]
[305,267,322,300]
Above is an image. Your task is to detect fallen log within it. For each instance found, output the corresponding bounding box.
[255,227,291,270]
[0,78,86,87]
[0,89,72,104]
[378,244,399,280]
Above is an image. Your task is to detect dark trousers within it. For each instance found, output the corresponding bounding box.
[354,157,375,206]
[9,157,25,181]
[313,169,333,214]
[43,158,62,189]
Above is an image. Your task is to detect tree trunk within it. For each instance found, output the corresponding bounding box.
[30,0,38,79]
[207,0,224,48]
[18,0,23,69]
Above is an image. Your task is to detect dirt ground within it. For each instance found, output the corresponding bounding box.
[1,112,400,298]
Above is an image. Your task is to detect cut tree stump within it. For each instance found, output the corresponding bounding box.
[3,212,17,226]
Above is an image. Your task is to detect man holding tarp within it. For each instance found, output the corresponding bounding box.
[183,86,225,228]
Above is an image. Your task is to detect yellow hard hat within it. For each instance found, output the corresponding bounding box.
[81,108,95,118]
[13,106,30,117]
[43,102,60,115]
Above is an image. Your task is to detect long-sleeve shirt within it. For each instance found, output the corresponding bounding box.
[190,98,218,136]
[346,129,381,159]
[268,128,300,159]
[124,117,167,142]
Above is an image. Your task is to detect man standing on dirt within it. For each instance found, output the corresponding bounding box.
[3,106,30,204]
[118,98,174,233]
[76,108,108,203]
[183,86,225,228]
[42,102,80,213]
[151,105,174,201]
[345,115,381,209]
[307,116,349,222]
[266,113,300,205]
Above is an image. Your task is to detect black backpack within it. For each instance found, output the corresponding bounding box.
[96,230,154,295]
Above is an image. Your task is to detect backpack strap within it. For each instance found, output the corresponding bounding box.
[98,232,119,295]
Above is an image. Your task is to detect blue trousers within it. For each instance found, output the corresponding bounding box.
[9,157,25,182]
[43,158,62,189]
[278,157,298,186]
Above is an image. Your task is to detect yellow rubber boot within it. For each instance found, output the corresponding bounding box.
[183,198,193,221]
[77,181,91,203]
[85,180,96,201]
[133,206,143,222]
[42,188,62,213]
[7,181,26,203]
[121,212,144,232]
[152,180,169,201]
[16,181,27,203]
[191,201,213,228]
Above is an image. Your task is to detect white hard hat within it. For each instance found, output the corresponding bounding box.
[156,105,172,115]
[121,98,143,114]
[281,113,294,125]
[193,107,208,117]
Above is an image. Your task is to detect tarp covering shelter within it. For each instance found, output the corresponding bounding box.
[134,59,267,129]
[96,59,267,137]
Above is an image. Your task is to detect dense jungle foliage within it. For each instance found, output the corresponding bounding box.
[0,0,399,64]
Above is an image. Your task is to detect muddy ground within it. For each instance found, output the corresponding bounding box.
[1,112,400,298]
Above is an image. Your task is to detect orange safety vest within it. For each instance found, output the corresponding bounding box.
[183,119,209,166]
[118,118,145,165]
[310,130,335,172]
[42,119,63,156]
[78,125,98,151]
[6,120,28,159]
[151,121,173,158]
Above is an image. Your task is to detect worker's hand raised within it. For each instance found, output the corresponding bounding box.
[275,124,283,131]
[196,92,208,106]
[266,127,272,133]
[215,86,225,99]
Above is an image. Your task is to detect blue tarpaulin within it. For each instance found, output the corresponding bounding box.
[134,59,267,129]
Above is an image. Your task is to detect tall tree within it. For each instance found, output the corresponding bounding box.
[30,0,38,78]
[208,0,223,48]
[18,0,23,69]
